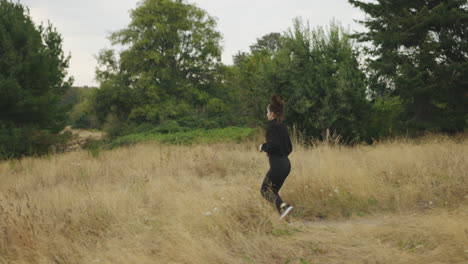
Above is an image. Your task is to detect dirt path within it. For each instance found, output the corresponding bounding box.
[60,127,104,151]
[71,129,103,140]
[284,212,468,264]
[291,216,386,229]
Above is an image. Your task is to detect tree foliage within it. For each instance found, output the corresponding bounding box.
[94,0,224,128]
[350,0,468,133]
[0,0,73,158]
[229,20,371,142]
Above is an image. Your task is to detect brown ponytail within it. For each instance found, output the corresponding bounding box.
[268,93,285,122]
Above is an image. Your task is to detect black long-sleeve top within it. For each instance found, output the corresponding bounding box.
[261,119,293,157]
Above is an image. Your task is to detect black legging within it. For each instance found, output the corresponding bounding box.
[260,156,291,211]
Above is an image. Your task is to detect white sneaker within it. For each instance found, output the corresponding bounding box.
[279,204,293,220]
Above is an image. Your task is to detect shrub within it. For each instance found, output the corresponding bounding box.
[108,127,256,148]
[0,123,73,159]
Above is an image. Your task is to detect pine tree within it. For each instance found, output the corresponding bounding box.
[349,0,468,133]
[0,0,73,158]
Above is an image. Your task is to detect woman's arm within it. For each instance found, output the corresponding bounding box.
[286,128,293,155]
[261,124,281,154]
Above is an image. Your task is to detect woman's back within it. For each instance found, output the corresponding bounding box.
[263,119,293,158]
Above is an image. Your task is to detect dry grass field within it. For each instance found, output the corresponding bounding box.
[0,135,467,263]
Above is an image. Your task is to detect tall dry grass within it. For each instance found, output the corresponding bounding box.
[0,135,467,263]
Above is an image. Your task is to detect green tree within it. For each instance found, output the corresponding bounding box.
[67,87,100,129]
[232,20,371,142]
[282,20,371,142]
[224,32,288,127]
[95,0,223,127]
[0,0,73,158]
[349,0,468,133]
[250,32,282,53]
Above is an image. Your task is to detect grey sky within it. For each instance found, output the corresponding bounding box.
[22,0,366,87]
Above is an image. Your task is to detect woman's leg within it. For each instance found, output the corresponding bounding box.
[260,157,291,212]
[260,171,285,212]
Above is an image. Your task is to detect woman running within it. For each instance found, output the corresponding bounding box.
[259,94,293,220]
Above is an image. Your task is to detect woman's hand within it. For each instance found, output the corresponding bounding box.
[259,144,263,152]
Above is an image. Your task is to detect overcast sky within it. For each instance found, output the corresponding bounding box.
[22,0,366,87]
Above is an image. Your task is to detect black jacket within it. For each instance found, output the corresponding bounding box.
[261,119,293,157]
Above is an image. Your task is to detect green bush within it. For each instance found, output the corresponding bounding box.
[69,88,100,129]
[108,127,256,148]
[0,123,73,159]
[137,121,189,134]
[368,96,404,140]
[101,113,134,140]
[82,138,104,158]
